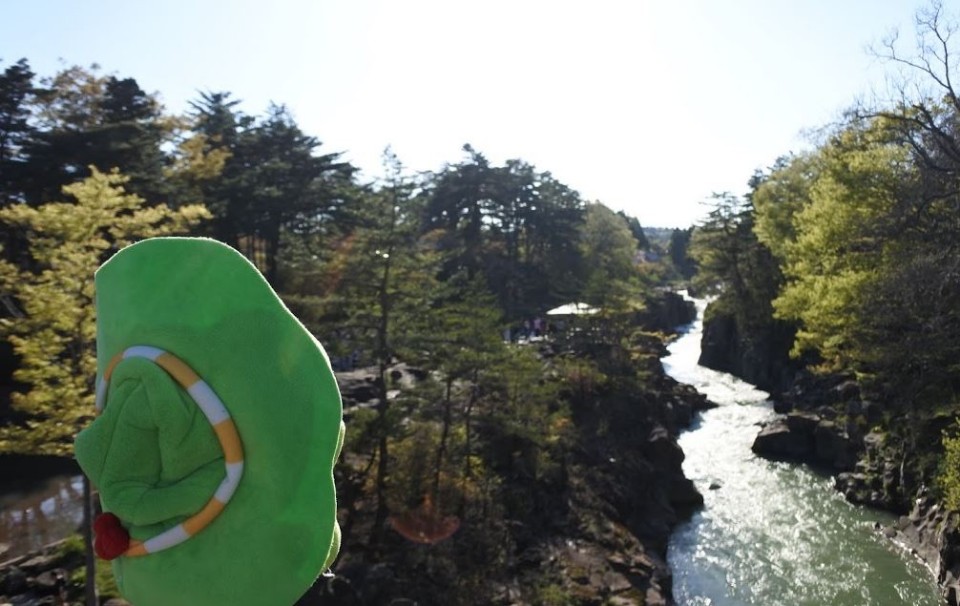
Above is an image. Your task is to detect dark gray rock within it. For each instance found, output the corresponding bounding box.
[773,398,793,414]
[2,565,27,594]
[834,380,860,402]
[17,555,58,575]
[32,569,62,591]
[671,399,693,428]
[814,420,839,463]
[862,400,883,425]
[668,477,703,510]
[646,426,684,471]
[697,306,800,394]
[813,421,859,470]
[786,412,820,434]
[892,494,960,605]
[335,368,381,406]
[752,421,813,459]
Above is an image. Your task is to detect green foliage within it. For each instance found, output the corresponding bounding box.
[667,227,696,279]
[69,561,121,601]
[579,202,641,310]
[0,168,208,455]
[486,347,571,459]
[772,124,908,364]
[187,96,356,284]
[422,145,587,320]
[752,153,820,262]
[58,533,121,600]
[689,192,782,337]
[57,533,86,559]
[536,583,576,606]
[940,422,960,511]
[406,276,505,380]
[22,64,173,204]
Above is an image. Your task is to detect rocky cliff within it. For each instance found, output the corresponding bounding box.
[746,360,959,605]
[695,300,960,604]
[320,333,714,606]
[697,307,801,395]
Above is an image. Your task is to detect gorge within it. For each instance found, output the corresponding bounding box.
[665,295,938,605]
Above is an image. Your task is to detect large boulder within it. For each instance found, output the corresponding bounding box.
[752,420,814,459]
[645,425,685,471]
[813,420,858,470]
[785,411,820,434]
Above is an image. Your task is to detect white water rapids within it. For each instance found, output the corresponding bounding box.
[663,295,939,605]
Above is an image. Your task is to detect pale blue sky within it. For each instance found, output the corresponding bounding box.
[1,1,925,227]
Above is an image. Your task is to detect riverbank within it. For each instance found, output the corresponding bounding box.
[667,295,939,604]
[697,302,952,604]
[749,373,960,605]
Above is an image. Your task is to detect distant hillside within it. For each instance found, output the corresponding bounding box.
[642,226,688,251]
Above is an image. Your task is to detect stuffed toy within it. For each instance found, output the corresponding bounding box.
[74,237,344,606]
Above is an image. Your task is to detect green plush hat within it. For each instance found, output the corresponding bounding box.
[74,237,344,606]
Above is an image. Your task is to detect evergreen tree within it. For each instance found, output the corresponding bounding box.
[0,58,36,205]
[22,66,171,204]
[667,227,696,280]
[421,146,586,319]
[188,95,354,283]
[617,210,650,249]
[331,150,437,545]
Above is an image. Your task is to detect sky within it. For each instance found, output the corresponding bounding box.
[0,0,927,227]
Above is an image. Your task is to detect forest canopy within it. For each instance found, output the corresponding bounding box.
[0,58,683,459]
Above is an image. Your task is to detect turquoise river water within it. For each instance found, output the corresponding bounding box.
[664,296,940,605]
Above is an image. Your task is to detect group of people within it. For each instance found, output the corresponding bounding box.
[504,316,565,343]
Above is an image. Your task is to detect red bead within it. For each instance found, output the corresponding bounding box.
[93,512,131,560]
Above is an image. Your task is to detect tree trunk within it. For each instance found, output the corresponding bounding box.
[83,477,97,606]
[433,377,454,500]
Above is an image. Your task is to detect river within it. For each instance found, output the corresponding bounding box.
[0,474,84,559]
[664,295,939,605]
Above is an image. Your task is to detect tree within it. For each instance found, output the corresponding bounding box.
[422,144,493,282]
[21,65,172,205]
[0,168,208,455]
[617,210,650,250]
[667,227,696,279]
[0,58,36,205]
[772,122,913,368]
[752,153,820,262]
[421,146,587,319]
[578,202,639,310]
[238,104,355,284]
[187,96,355,283]
[330,150,436,545]
[689,189,787,372]
[404,278,506,505]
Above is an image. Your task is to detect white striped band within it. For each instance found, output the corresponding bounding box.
[96,346,244,557]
